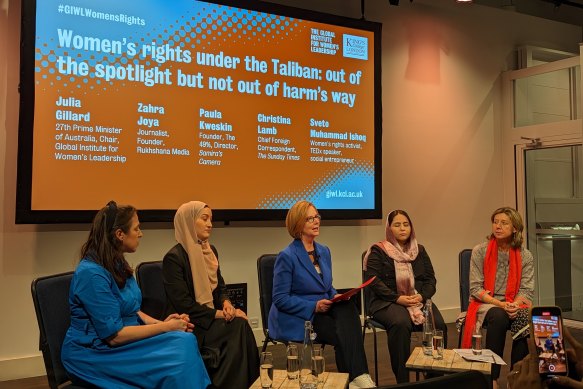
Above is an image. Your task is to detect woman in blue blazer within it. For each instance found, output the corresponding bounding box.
[268,200,375,389]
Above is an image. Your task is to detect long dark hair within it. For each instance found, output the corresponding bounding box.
[80,201,135,287]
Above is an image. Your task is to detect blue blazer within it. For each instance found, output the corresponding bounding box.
[268,239,337,341]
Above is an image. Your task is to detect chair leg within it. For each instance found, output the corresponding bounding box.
[458,322,465,349]
[262,338,268,353]
[372,325,378,385]
[363,322,379,384]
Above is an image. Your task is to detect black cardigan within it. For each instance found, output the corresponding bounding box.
[363,244,437,316]
[162,243,229,331]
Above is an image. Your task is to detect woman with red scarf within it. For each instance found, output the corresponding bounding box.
[462,207,534,388]
[363,209,447,383]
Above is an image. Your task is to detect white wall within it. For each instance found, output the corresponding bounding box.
[1,0,581,380]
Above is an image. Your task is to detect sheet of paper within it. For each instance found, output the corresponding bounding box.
[453,348,506,365]
[330,276,376,302]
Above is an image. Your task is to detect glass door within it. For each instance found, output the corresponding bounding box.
[524,144,583,322]
[501,45,582,326]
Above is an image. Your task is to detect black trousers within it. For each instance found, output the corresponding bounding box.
[195,317,260,389]
[483,307,529,380]
[313,300,370,381]
[373,302,448,383]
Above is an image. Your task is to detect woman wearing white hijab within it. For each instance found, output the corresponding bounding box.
[363,209,447,383]
[163,201,259,389]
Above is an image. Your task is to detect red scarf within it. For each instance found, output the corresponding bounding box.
[461,239,522,348]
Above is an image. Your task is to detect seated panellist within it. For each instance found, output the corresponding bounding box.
[268,200,375,389]
[61,201,211,388]
[163,200,259,389]
[364,209,447,383]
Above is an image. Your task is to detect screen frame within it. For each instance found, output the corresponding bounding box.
[16,0,383,224]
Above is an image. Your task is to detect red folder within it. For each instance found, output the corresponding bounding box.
[330,276,376,303]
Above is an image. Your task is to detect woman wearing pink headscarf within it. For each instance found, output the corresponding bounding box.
[162,201,259,389]
[363,209,447,383]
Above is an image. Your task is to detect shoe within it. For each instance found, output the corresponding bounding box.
[348,373,376,388]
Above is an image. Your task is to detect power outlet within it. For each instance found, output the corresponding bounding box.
[250,317,259,329]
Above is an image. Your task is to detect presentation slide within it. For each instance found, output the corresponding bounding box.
[22,0,380,220]
[533,315,561,338]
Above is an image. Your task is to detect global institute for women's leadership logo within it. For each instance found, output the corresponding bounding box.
[343,34,368,60]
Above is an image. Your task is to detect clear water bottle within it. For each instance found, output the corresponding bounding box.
[300,321,317,389]
[422,299,435,356]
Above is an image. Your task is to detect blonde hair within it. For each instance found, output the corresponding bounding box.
[286,200,316,239]
[490,206,524,248]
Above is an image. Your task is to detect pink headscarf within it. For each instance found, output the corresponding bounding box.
[364,210,424,324]
[174,201,218,308]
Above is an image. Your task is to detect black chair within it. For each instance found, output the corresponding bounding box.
[361,251,386,385]
[457,249,472,347]
[31,272,87,389]
[257,254,280,352]
[135,260,166,320]
[257,253,328,352]
[136,245,219,320]
[376,370,489,389]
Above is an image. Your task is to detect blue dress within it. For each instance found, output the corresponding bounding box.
[61,259,211,389]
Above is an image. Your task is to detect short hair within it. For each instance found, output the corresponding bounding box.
[286,200,316,239]
[490,206,524,248]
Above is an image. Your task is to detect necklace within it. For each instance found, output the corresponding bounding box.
[307,250,320,267]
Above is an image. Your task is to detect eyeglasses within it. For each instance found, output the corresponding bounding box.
[306,214,322,223]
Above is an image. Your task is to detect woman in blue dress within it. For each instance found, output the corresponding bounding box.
[61,201,211,388]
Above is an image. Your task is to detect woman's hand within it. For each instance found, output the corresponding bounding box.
[504,301,519,319]
[222,300,236,322]
[514,296,531,308]
[234,308,248,320]
[411,294,423,304]
[397,295,420,307]
[178,313,194,332]
[163,313,194,332]
[315,299,332,313]
[507,335,545,389]
[507,354,544,389]
[163,313,181,322]
[163,315,193,333]
[177,313,190,322]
